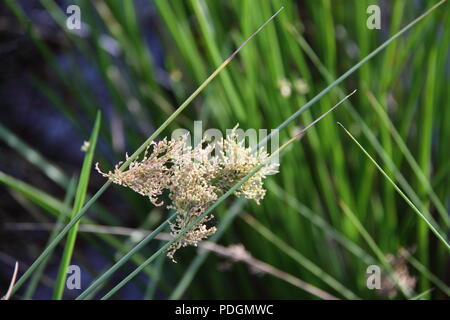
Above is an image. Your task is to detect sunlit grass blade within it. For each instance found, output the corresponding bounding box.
[338,123,450,251]
[76,212,177,300]
[52,111,101,300]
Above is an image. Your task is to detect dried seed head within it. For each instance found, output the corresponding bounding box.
[96,138,186,206]
[96,125,279,261]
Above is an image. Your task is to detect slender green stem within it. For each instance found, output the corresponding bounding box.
[416,46,438,296]
[338,123,450,251]
[365,88,450,228]
[76,212,177,300]
[52,112,101,300]
[23,177,76,299]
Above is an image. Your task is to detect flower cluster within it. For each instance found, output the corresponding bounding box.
[96,126,279,261]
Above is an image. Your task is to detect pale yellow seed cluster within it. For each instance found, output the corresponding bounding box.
[95,138,184,207]
[96,125,279,261]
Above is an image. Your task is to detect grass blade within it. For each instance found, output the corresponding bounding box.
[23,177,76,299]
[410,289,434,300]
[337,123,450,251]
[365,88,450,228]
[242,214,359,300]
[52,111,101,300]
[76,212,177,300]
